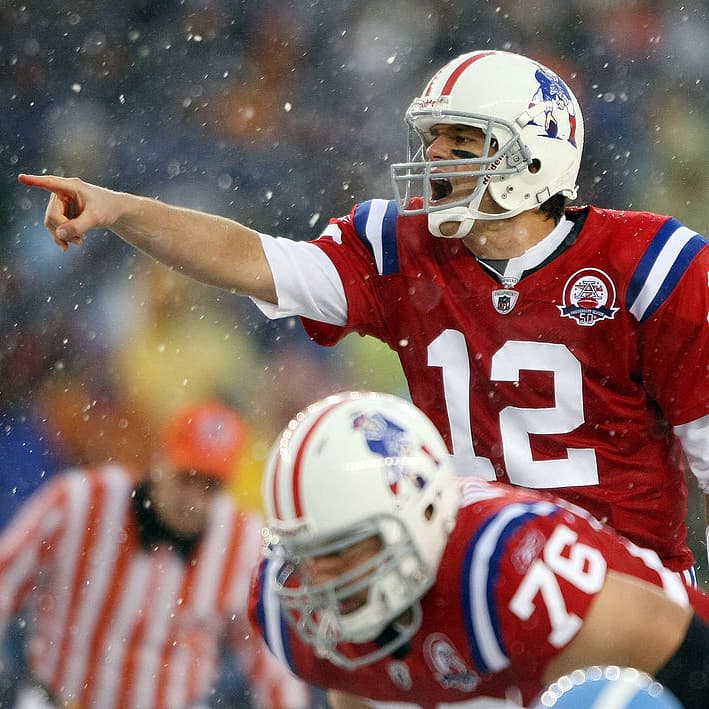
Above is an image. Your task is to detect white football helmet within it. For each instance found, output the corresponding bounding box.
[391,50,584,237]
[263,391,460,669]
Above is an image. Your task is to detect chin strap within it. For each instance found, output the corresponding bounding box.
[427,181,506,238]
[428,208,477,238]
[427,179,488,238]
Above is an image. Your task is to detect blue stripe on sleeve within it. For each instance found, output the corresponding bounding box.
[255,560,271,648]
[626,217,681,307]
[461,502,559,674]
[256,561,273,651]
[639,234,706,321]
[255,558,297,673]
[352,200,372,242]
[352,200,401,275]
[381,200,400,275]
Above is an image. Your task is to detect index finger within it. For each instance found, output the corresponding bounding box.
[18,173,75,195]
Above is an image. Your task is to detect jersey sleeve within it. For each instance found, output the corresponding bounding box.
[628,220,709,425]
[301,200,401,347]
[0,474,69,632]
[248,555,308,679]
[252,233,349,326]
[460,499,611,681]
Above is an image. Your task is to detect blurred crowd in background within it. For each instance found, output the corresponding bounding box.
[1,0,709,705]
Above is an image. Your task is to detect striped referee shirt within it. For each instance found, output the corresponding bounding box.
[0,464,309,709]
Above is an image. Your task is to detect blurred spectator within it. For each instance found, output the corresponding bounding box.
[104,264,264,426]
[0,399,310,709]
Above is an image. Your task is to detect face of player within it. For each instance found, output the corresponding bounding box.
[299,535,383,615]
[150,467,222,538]
[425,122,550,255]
[425,123,505,237]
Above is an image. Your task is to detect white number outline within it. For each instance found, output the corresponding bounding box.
[428,330,599,488]
[509,525,606,647]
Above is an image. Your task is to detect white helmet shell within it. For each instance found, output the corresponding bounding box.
[264,391,460,668]
[391,50,584,237]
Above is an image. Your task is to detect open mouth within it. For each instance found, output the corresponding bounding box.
[430,177,453,202]
[337,596,365,614]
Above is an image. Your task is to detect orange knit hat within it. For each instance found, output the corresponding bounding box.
[161,400,248,482]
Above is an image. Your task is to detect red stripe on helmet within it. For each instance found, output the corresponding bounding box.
[427,51,497,97]
[290,400,350,518]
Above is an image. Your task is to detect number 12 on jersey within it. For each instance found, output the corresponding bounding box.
[428,329,599,489]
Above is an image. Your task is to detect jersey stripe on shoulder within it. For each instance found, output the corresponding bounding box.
[461,500,558,674]
[254,557,297,674]
[352,199,400,275]
[626,218,707,322]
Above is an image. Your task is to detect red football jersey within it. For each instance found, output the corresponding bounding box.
[301,202,709,571]
[250,478,709,708]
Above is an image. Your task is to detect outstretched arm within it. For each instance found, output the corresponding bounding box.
[17,174,278,303]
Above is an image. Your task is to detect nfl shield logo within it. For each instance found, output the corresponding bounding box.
[492,288,519,314]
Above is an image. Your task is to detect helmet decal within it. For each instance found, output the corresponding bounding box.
[529,67,579,147]
[352,411,432,494]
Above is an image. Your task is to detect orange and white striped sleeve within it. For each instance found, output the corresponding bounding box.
[0,472,72,631]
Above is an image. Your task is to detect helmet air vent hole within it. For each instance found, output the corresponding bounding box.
[529,158,542,174]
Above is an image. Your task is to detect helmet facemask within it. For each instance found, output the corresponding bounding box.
[270,515,429,670]
[392,106,534,237]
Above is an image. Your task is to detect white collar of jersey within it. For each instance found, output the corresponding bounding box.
[494,216,574,286]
